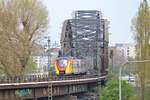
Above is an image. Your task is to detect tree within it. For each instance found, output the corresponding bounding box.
[0,0,48,76]
[131,0,150,100]
[24,57,36,74]
[98,79,133,100]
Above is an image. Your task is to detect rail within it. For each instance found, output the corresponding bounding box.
[0,74,100,84]
[0,75,106,87]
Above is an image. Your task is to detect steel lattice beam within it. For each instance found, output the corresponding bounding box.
[60,10,109,75]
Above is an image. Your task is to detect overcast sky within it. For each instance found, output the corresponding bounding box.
[42,0,141,45]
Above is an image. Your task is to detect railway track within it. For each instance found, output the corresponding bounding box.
[0,74,105,84]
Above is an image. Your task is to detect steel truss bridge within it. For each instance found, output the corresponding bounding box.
[0,10,109,100]
[60,10,109,75]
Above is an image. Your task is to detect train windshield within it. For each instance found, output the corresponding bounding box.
[72,59,77,67]
[57,58,68,68]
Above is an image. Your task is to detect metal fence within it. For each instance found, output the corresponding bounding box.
[0,74,99,84]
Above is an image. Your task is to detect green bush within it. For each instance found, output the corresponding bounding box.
[98,80,133,100]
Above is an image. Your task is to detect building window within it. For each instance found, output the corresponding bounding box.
[64,43,66,47]
[65,33,67,37]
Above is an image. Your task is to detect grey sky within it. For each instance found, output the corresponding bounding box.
[43,0,141,44]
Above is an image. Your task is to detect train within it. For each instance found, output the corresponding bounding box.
[54,57,88,75]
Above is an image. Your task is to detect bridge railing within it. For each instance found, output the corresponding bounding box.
[0,74,99,84]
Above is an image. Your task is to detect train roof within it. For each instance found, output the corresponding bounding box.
[57,57,82,59]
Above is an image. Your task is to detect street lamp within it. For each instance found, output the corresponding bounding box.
[119,60,150,100]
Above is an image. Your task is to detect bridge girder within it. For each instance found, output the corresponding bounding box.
[60,10,109,75]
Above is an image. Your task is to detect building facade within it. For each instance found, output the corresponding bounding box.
[108,43,136,72]
[115,43,136,60]
[32,48,60,73]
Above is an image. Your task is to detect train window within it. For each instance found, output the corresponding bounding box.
[58,59,68,68]
[73,59,78,67]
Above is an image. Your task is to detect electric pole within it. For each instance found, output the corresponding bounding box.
[47,36,53,100]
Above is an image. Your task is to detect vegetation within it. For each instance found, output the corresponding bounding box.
[24,57,36,74]
[0,0,48,76]
[131,0,150,100]
[98,79,133,100]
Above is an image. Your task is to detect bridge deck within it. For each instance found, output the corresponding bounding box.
[0,75,105,89]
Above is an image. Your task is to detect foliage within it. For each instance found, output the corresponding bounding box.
[131,0,150,99]
[24,57,36,74]
[98,79,133,100]
[0,0,48,76]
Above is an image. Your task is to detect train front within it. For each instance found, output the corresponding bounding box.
[54,57,73,75]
